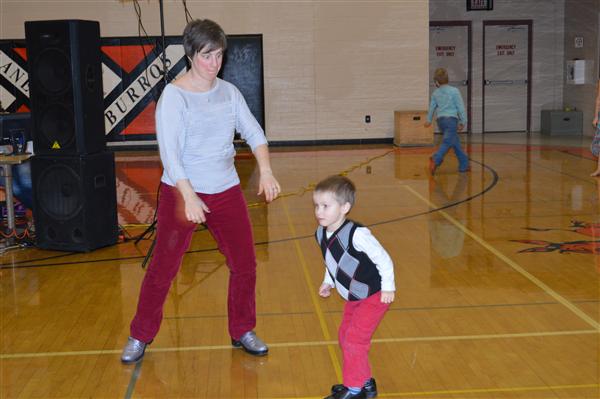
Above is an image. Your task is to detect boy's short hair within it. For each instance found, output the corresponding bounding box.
[433,67,449,85]
[183,19,227,58]
[314,175,356,207]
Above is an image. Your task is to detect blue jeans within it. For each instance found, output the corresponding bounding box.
[432,117,469,171]
[0,163,33,210]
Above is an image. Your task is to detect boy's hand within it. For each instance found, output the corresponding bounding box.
[424,122,432,128]
[458,123,464,132]
[319,283,333,297]
[381,291,395,303]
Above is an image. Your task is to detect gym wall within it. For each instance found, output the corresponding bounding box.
[1,1,430,143]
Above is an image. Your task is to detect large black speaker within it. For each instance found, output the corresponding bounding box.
[31,152,118,252]
[25,20,105,155]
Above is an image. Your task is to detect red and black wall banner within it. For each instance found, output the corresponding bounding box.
[0,34,264,143]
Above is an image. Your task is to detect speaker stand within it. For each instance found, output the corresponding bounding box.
[135,219,157,268]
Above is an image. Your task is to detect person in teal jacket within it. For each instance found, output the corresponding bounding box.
[424,68,470,174]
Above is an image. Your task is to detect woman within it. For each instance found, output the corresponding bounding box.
[121,19,280,363]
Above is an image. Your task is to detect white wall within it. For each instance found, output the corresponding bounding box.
[563,0,599,137]
[3,1,593,139]
[1,0,430,142]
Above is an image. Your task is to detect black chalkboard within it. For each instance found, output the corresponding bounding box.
[220,35,265,131]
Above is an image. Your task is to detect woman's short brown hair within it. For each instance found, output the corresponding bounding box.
[314,175,356,207]
[433,67,449,85]
[183,19,227,58]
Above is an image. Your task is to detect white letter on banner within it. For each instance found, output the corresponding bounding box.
[0,50,29,97]
[104,45,185,135]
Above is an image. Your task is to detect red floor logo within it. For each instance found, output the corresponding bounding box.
[512,220,600,255]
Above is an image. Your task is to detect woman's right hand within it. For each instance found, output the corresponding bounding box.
[184,196,210,224]
[176,179,210,224]
[593,116,598,128]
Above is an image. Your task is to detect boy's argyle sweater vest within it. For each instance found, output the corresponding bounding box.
[315,220,381,301]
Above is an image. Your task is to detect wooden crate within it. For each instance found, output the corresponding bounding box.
[394,110,433,147]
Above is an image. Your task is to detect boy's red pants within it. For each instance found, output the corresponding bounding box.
[339,291,390,388]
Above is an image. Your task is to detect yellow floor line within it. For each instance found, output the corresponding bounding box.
[280,196,343,382]
[261,383,600,399]
[2,329,596,360]
[403,184,600,331]
[375,383,600,398]
[372,328,598,343]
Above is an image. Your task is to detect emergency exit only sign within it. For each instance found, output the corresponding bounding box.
[467,0,493,11]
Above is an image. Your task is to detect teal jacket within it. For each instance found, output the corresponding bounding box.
[426,84,467,125]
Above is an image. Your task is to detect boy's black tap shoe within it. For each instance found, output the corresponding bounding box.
[324,386,367,399]
[331,378,377,398]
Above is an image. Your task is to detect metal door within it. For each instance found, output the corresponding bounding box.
[429,22,471,133]
[483,21,532,132]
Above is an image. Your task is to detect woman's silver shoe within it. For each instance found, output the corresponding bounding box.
[121,336,147,364]
[231,331,268,356]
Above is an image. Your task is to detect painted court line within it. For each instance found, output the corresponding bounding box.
[403,184,600,331]
[2,329,596,360]
[123,359,143,399]
[375,383,600,398]
[280,195,343,382]
[263,383,600,399]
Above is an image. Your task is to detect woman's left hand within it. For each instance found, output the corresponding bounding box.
[258,170,281,202]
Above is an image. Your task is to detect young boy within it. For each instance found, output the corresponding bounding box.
[424,67,470,175]
[313,175,395,399]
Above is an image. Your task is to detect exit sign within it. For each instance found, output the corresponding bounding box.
[467,0,493,11]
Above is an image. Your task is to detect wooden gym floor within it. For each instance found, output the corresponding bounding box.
[1,133,599,398]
